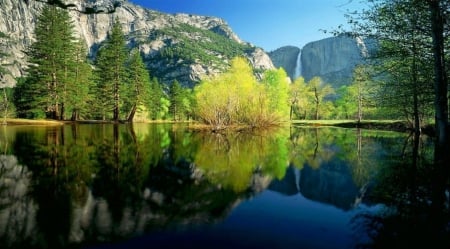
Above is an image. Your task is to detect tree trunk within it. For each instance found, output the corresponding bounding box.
[429,0,449,171]
[127,104,137,123]
[113,78,120,122]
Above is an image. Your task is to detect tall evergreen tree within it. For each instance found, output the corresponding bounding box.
[67,40,93,120]
[124,48,151,122]
[148,77,167,120]
[94,18,128,122]
[21,5,81,120]
[169,80,184,121]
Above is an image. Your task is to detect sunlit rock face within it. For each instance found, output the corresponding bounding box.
[301,35,374,88]
[268,35,376,88]
[268,46,301,81]
[0,0,274,87]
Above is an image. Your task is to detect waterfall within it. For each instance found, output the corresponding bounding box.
[293,49,302,79]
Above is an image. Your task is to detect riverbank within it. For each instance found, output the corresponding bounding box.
[1,118,423,134]
[1,118,64,126]
[292,120,411,132]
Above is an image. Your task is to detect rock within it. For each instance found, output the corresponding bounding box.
[301,35,374,88]
[268,35,376,89]
[268,46,301,81]
[0,0,274,87]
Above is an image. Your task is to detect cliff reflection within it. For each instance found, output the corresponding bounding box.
[0,124,292,248]
[0,124,437,249]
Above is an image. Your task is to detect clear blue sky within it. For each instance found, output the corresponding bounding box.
[127,0,365,52]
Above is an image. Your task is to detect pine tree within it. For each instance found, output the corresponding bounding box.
[148,77,166,120]
[94,18,128,122]
[169,80,186,121]
[124,48,151,122]
[21,5,80,120]
[66,40,93,120]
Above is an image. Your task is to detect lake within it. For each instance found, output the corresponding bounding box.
[0,124,448,249]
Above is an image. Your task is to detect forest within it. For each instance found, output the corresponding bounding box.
[0,1,448,134]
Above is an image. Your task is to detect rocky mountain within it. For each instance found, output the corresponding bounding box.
[268,46,300,81]
[0,0,274,87]
[269,35,376,88]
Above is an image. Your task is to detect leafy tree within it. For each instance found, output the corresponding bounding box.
[93,18,128,122]
[124,48,151,122]
[195,57,289,127]
[307,77,335,120]
[344,0,449,172]
[334,85,358,120]
[289,76,310,120]
[260,68,290,122]
[194,57,259,127]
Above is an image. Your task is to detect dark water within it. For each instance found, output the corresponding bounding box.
[0,124,448,249]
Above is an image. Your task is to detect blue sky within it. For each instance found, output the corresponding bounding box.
[127,0,365,52]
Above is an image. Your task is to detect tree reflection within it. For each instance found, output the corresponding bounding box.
[351,132,450,248]
[193,128,289,192]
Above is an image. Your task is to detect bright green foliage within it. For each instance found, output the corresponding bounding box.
[289,76,310,120]
[261,68,290,122]
[194,129,289,192]
[148,77,167,120]
[93,19,128,121]
[124,48,151,121]
[307,77,335,120]
[194,57,289,127]
[194,57,255,126]
[20,5,80,120]
[346,0,439,129]
[334,86,358,119]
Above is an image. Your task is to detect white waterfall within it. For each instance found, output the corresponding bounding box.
[293,49,302,79]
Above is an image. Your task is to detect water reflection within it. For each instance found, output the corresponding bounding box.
[351,132,450,248]
[0,124,448,248]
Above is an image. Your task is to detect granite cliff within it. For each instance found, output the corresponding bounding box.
[0,0,274,87]
[268,46,300,81]
[269,35,376,88]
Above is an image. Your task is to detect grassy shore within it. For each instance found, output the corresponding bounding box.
[292,119,410,132]
[1,118,64,126]
[1,118,414,133]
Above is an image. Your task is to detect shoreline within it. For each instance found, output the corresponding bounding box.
[1,118,426,134]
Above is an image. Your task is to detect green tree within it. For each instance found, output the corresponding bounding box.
[334,86,358,120]
[22,5,79,120]
[65,40,93,120]
[169,80,184,121]
[195,57,262,127]
[148,77,166,120]
[125,48,151,122]
[289,76,311,120]
[307,77,334,120]
[94,18,128,122]
[261,68,290,123]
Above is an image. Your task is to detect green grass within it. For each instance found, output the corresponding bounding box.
[2,118,64,126]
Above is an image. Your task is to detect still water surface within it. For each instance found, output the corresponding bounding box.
[0,124,448,249]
